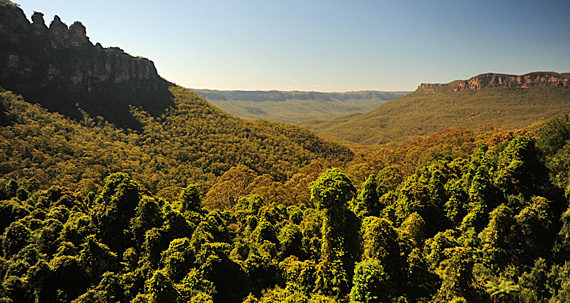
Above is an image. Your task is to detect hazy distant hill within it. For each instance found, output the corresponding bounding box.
[192,89,409,124]
[301,72,570,145]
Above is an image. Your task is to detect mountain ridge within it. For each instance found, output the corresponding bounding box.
[302,73,570,145]
[419,71,570,92]
[193,88,409,124]
[193,89,409,102]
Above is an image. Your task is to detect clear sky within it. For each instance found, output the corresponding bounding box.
[13,0,570,92]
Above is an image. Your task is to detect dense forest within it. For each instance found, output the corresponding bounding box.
[0,86,351,206]
[1,80,570,302]
[2,1,570,302]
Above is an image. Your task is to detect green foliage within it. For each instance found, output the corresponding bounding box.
[520,258,550,303]
[2,221,31,257]
[310,168,355,214]
[485,279,521,303]
[349,258,393,303]
[310,169,358,299]
[537,115,570,189]
[1,85,570,303]
[0,86,353,197]
[480,204,516,271]
[433,247,485,302]
[351,174,380,218]
[146,269,180,303]
[303,86,570,145]
[536,114,570,157]
[494,135,547,196]
[548,261,570,303]
[179,185,202,213]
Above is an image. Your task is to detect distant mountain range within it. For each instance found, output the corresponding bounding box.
[301,72,570,145]
[192,89,409,124]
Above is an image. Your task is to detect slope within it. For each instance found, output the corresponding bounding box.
[302,72,570,145]
[0,2,353,194]
[193,89,409,124]
[0,85,353,194]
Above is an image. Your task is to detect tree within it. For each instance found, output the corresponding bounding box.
[278,221,304,258]
[536,115,570,158]
[520,258,549,303]
[279,256,317,295]
[558,201,570,256]
[79,235,118,281]
[93,173,141,253]
[485,279,521,303]
[481,204,516,271]
[352,174,380,218]
[130,197,164,247]
[49,255,90,301]
[434,247,486,302]
[514,197,553,264]
[203,165,257,210]
[309,168,357,299]
[2,221,31,257]
[494,136,547,197]
[160,237,194,282]
[179,184,202,213]
[361,217,399,265]
[146,269,180,303]
[548,261,570,303]
[195,242,251,303]
[349,258,394,303]
[376,165,403,196]
[400,212,426,246]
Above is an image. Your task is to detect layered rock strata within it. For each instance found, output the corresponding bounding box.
[419,72,570,92]
[0,1,172,128]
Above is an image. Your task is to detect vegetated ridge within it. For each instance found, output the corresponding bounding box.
[0,1,353,196]
[193,89,409,124]
[2,1,570,302]
[302,72,570,145]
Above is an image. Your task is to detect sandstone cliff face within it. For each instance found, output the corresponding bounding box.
[0,2,172,128]
[0,6,165,93]
[419,72,570,93]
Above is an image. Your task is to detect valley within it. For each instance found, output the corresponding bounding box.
[193,89,409,124]
[1,1,570,303]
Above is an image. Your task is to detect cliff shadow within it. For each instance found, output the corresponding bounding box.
[22,81,175,130]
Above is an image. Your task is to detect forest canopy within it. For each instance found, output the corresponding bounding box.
[1,82,570,302]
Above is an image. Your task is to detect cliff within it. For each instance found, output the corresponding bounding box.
[419,72,570,92]
[0,1,172,128]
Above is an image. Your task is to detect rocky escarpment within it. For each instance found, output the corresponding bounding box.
[0,1,172,128]
[419,72,570,92]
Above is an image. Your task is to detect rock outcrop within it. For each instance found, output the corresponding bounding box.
[0,1,172,128]
[419,72,570,93]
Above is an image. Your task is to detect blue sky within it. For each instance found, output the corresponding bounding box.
[14,0,570,92]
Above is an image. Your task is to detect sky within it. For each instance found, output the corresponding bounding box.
[13,0,570,92]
